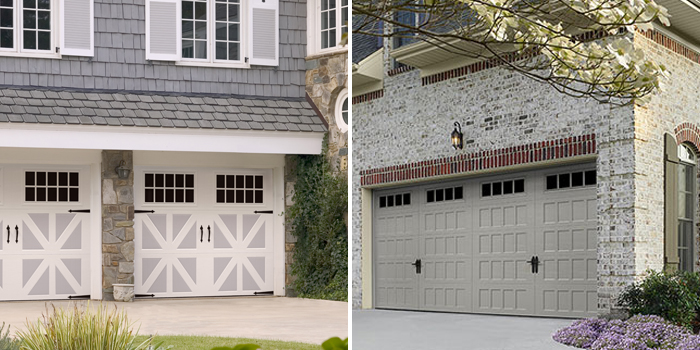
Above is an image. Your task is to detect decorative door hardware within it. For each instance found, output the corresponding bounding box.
[207,225,211,242]
[134,210,156,214]
[254,210,273,214]
[15,225,18,243]
[412,259,422,274]
[200,226,204,243]
[6,225,9,243]
[527,256,540,274]
[68,209,91,213]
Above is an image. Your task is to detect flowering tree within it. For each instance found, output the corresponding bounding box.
[353,0,671,104]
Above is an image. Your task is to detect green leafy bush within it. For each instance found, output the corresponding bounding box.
[287,139,348,302]
[18,303,164,350]
[0,323,20,350]
[618,270,700,328]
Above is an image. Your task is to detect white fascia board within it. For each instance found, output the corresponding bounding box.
[0,124,325,155]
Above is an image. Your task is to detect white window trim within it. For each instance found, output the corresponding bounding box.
[334,88,348,133]
[175,0,250,69]
[306,0,347,56]
[0,0,60,58]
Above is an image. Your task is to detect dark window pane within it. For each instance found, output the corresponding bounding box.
[482,183,491,197]
[182,1,193,19]
[176,189,184,203]
[224,175,234,188]
[182,22,193,39]
[165,174,174,187]
[435,189,444,202]
[145,173,154,187]
[387,195,394,207]
[255,176,263,189]
[216,175,225,188]
[37,0,48,9]
[25,187,35,201]
[228,42,239,61]
[514,179,525,193]
[37,171,46,185]
[155,174,164,187]
[1,8,13,28]
[37,29,49,50]
[236,190,244,203]
[145,189,154,202]
[165,189,174,202]
[427,190,434,203]
[0,29,12,48]
[255,190,263,203]
[23,30,35,49]
[503,181,513,194]
[585,170,596,185]
[245,190,253,203]
[155,189,164,202]
[395,194,402,206]
[48,187,57,201]
[59,172,68,186]
[25,172,35,186]
[70,172,79,186]
[194,2,206,19]
[0,0,12,8]
[216,41,227,60]
[23,10,35,28]
[559,174,570,188]
[546,175,557,190]
[215,3,226,20]
[493,182,502,196]
[572,172,584,187]
[23,0,35,9]
[48,172,57,186]
[194,40,206,58]
[185,174,194,187]
[233,175,243,188]
[454,187,463,200]
[404,194,411,205]
[37,10,49,29]
[379,196,386,208]
[176,174,185,188]
[58,187,68,201]
[245,175,253,188]
[228,4,238,21]
[185,189,194,203]
[445,188,453,201]
[228,23,239,41]
[37,187,46,201]
[226,190,235,203]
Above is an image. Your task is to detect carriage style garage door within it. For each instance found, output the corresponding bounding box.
[373,163,597,318]
[0,164,92,301]
[134,167,274,298]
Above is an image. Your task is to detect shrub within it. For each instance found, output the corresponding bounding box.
[287,138,348,302]
[552,318,610,348]
[617,270,700,328]
[18,303,161,350]
[0,323,20,350]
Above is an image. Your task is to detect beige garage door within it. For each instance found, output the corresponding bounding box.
[373,163,597,317]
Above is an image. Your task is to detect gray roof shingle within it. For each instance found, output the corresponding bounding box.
[0,86,327,132]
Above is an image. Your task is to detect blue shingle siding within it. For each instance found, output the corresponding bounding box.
[0,0,307,99]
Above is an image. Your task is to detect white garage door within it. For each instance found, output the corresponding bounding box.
[0,165,92,301]
[373,163,597,317]
[134,167,274,297]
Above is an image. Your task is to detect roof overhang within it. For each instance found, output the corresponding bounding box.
[352,49,385,96]
[0,123,324,155]
[656,0,700,47]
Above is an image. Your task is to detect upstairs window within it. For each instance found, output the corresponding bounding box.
[180,0,244,64]
[0,0,59,57]
[307,0,347,55]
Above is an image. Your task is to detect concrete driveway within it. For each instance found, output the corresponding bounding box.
[352,309,573,350]
[0,297,348,344]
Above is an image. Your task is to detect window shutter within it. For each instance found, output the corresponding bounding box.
[60,0,94,56]
[248,0,278,66]
[145,0,179,61]
[664,133,680,271]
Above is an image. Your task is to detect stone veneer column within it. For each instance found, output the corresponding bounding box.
[283,155,298,297]
[101,150,135,300]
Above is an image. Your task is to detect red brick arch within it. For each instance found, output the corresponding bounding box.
[675,123,700,153]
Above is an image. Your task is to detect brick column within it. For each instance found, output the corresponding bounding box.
[101,150,135,300]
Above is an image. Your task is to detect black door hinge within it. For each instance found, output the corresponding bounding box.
[134,210,156,214]
[254,210,273,214]
[69,209,91,213]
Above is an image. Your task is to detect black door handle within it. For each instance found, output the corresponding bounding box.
[6,225,9,244]
[15,225,18,243]
[207,225,211,242]
[527,256,536,274]
[411,259,422,274]
[527,256,540,274]
[200,225,203,243]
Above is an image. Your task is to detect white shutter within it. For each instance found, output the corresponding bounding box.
[60,0,94,56]
[145,0,179,61]
[248,0,278,66]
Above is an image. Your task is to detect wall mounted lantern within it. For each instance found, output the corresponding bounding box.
[115,160,131,179]
[451,122,463,150]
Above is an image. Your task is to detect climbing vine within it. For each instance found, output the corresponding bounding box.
[288,139,348,302]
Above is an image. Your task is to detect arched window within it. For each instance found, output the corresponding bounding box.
[335,89,348,133]
[678,143,696,271]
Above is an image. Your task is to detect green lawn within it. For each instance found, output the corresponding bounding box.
[134,335,320,350]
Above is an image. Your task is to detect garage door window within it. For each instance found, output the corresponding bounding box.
[379,193,410,208]
[25,171,79,202]
[482,179,524,197]
[144,173,195,203]
[546,170,596,190]
[216,174,263,204]
[426,186,463,203]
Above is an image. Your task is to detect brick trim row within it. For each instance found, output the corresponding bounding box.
[639,30,700,64]
[675,122,700,151]
[360,134,596,187]
[352,89,384,105]
[387,65,415,77]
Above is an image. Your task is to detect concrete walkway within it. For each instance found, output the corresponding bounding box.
[0,297,348,344]
[352,309,574,350]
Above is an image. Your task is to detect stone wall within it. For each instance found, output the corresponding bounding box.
[351,53,637,312]
[284,154,299,296]
[101,150,135,300]
[306,50,349,171]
